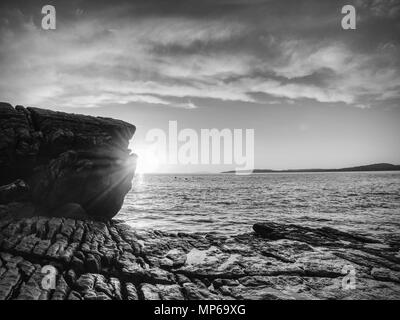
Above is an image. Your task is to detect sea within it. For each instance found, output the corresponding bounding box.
[118,172,400,241]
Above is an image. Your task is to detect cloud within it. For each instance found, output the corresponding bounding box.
[356,0,400,18]
[0,1,399,109]
[251,81,355,104]
[271,42,354,79]
[259,40,400,104]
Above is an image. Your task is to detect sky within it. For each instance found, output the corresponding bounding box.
[0,0,399,173]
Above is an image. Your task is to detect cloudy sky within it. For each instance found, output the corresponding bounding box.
[1,0,399,172]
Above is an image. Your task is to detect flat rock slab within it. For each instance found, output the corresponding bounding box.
[1,207,400,300]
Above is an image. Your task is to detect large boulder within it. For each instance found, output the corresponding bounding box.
[0,102,137,220]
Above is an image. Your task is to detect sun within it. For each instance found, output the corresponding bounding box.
[134,146,161,174]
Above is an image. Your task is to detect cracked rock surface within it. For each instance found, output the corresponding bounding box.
[1,203,399,300]
[0,102,136,220]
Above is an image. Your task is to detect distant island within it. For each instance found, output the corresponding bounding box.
[222,163,400,174]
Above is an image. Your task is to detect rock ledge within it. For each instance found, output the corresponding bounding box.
[1,204,399,300]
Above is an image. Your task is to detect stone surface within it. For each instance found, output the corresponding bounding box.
[0,102,136,219]
[0,179,30,204]
[1,204,399,300]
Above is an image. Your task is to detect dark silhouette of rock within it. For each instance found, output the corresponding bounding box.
[253,222,379,245]
[55,203,89,220]
[0,102,136,219]
[0,103,41,183]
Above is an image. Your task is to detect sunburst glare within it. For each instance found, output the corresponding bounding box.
[131,145,161,174]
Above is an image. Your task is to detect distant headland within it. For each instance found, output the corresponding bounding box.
[222,163,400,174]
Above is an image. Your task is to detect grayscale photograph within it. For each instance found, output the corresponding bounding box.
[0,0,399,309]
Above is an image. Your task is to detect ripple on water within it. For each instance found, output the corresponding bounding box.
[118,172,400,240]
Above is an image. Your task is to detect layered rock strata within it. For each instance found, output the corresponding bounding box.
[0,102,136,220]
[0,204,399,300]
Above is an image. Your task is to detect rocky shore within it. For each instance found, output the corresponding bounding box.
[1,102,400,300]
[1,202,400,300]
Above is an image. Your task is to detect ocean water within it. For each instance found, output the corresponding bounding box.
[118,172,400,240]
